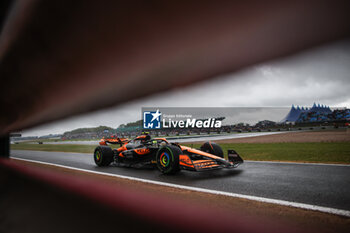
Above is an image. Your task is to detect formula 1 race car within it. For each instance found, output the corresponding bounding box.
[93,133,243,174]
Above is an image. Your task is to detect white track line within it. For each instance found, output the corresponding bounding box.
[11,157,350,218]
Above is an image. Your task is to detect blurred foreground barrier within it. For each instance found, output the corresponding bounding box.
[0,0,349,134]
[0,158,306,233]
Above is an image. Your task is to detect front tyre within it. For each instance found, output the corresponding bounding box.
[94,146,114,166]
[156,145,181,174]
[200,141,224,158]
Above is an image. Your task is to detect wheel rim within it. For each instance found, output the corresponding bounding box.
[95,150,101,161]
[159,152,170,167]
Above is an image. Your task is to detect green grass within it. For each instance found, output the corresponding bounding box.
[185,142,350,164]
[11,144,97,153]
[17,138,98,143]
[11,142,350,164]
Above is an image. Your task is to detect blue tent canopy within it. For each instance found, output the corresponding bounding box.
[281,103,332,122]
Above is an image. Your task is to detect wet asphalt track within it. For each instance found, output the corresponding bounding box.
[10,150,350,211]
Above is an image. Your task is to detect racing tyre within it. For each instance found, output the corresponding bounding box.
[156,145,181,174]
[94,146,114,166]
[200,141,224,158]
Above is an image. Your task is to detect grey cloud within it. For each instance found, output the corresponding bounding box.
[22,40,350,136]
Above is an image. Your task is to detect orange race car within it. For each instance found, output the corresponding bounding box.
[94,133,243,174]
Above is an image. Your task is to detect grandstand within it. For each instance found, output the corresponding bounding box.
[281,103,350,123]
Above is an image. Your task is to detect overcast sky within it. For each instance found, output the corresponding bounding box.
[22,39,350,136]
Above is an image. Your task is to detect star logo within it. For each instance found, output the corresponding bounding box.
[150,109,161,122]
[143,109,162,129]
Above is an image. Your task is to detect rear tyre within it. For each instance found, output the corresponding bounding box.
[156,145,181,174]
[94,146,114,166]
[200,141,224,158]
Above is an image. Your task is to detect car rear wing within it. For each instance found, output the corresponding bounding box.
[99,137,129,146]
